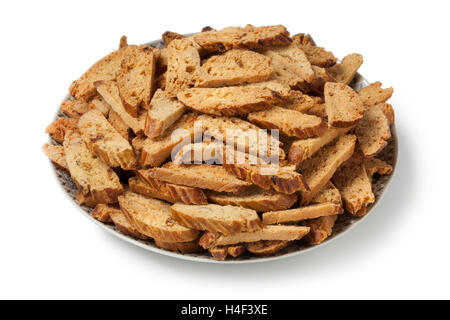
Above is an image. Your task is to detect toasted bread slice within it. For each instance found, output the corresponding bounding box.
[155,239,202,254]
[268,51,305,87]
[248,106,326,139]
[78,109,137,170]
[177,86,281,116]
[355,104,391,157]
[42,143,67,170]
[299,45,337,68]
[244,80,291,97]
[209,245,246,261]
[288,126,353,165]
[60,99,89,118]
[298,134,356,204]
[46,118,78,143]
[76,191,98,208]
[263,203,343,224]
[302,215,338,245]
[376,103,395,124]
[193,24,291,53]
[88,96,111,116]
[332,163,375,216]
[281,90,322,113]
[208,187,298,212]
[324,82,365,128]
[195,114,284,160]
[194,49,273,87]
[358,82,393,107]
[145,163,251,193]
[118,191,199,242]
[91,204,114,223]
[364,158,393,177]
[116,45,156,115]
[105,205,149,239]
[306,103,327,118]
[327,53,363,85]
[95,80,143,133]
[63,131,123,204]
[246,240,290,256]
[144,89,186,138]
[162,31,185,46]
[108,109,131,140]
[199,225,310,249]
[264,45,315,83]
[140,112,197,167]
[132,173,208,205]
[165,38,201,97]
[224,163,308,194]
[171,203,261,235]
[308,65,336,96]
[69,44,144,101]
[310,181,343,206]
[291,33,316,46]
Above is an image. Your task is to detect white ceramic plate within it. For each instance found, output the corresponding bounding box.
[49,37,398,263]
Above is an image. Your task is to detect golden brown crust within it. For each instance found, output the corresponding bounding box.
[327,53,363,85]
[60,99,89,118]
[106,205,149,239]
[91,204,114,223]
[76,191,98,208]
[155,239,202,254]
[302,215,338,245]
[42,143,68,170]
[358,82,393,107]
[291,33,316,46]
[162,31,185,46]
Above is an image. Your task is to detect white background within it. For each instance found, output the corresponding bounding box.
[1,0,449,300]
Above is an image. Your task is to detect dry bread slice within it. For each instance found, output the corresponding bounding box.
[88,96,111,116]
[154,239,202,254]
[358,82,393,107]
[264,45,315,83]
[177,86,281,116]
[171,203,261,235]
[162,31,185,46]
[376,103,395,124]
[299,45,337,68]
[306,103,327,118]
[63,131,123,204]
[42,143,68,170]
[199,225,310,249]
[324,82,365,128]
[194,49,273,87]
[60,99,89,118]
[281,90,322,113]
[78,109,137,170]
[165,38,201,97]
[193,24,291,53]
[355,104,391,157]
[332,163,375,216]
[291,33,316,46]
[109,205,149,239]
[91,204,114,222]
[95,80,143,133]
[223,163,309,194]
[262,203,343,225]
[116,45,156,115]
[244,80,291,97]
[133,173,208,205]
[310,181,343,206]
[288,126,353,165]
[302,215,338,245]
[118,191,199,242]
[140,112,197,167]
[327,53,363,85]
[298,134,356,204]
[144,89,186,138]
[145,163,252,193]
[45,118,78,143]
[209,245,246,261]
[309,65,336,96]
[207,187,298,212]
[364,158,393,177]
[268,52,305,88]
[76,191,97,208]
[108,109,131,140]
[248,106,326,139]
[246,240,290,256]
[195,114,285,160]
[69,44,143,101]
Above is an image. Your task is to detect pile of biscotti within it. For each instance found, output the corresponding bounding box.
[43,25,395,260]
